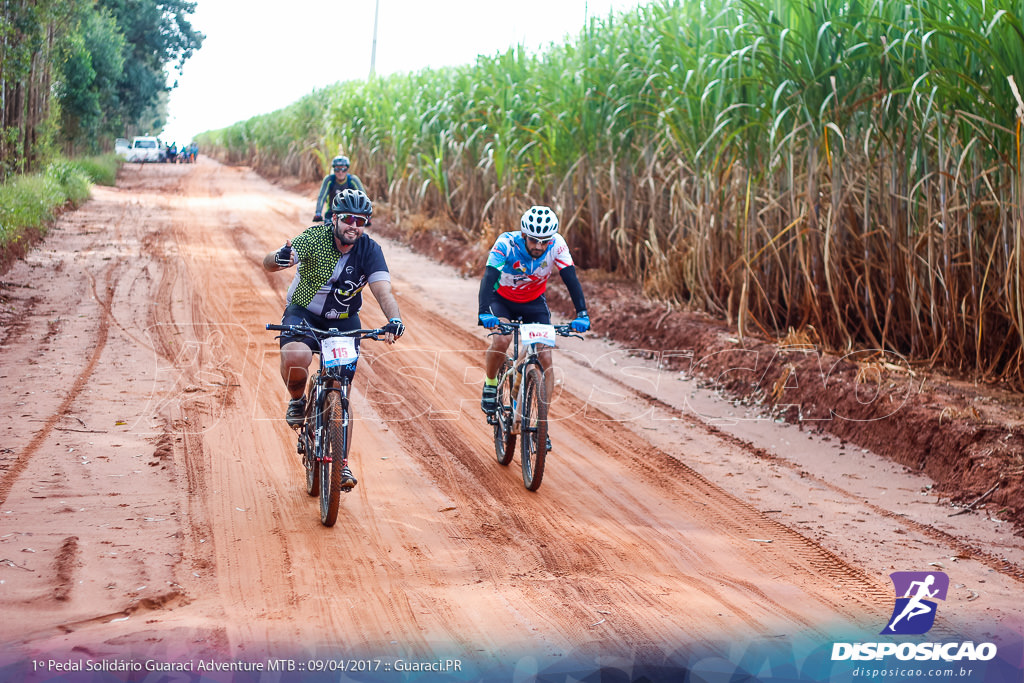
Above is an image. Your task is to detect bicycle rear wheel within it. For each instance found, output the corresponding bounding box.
[319,390,350,527]
[520,364,548,491]
[493,357,516,466]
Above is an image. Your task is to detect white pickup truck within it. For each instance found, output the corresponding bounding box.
[124,136,163,163]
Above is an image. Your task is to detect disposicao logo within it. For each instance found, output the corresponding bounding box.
[881,571,948,635]
[831,570,998,663]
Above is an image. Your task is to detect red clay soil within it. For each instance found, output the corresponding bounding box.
[1,162,1022,672]
[368,215,1024,534]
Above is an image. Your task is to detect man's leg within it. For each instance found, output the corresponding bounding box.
[280,341,312,425]
[482,332,511,413]
[280,341,313,398]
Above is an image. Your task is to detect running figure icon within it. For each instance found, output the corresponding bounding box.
[881,571,948,635]
[887,575,938,631]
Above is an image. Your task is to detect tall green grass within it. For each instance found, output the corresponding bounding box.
[0,155,117,250]
[198,0,1024,385]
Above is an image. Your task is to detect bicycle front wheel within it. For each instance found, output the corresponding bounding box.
[520,363,548,491]
[319,390,350,527]
[493,357,516,466]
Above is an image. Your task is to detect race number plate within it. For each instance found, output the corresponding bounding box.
[521,324,556,347]
[321,336,358,367]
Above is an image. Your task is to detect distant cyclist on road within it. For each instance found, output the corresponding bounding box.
[477,206,590,450]
[313,156,365,223]
[264,188,405,488]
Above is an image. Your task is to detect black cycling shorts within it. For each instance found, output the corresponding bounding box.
[279,304,362,352]
[483,294,551,325]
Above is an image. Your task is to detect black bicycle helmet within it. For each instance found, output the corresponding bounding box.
[331,188,373,216]
[520,205,559,239]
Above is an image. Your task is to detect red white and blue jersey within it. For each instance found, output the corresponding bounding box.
[485,232,574,302]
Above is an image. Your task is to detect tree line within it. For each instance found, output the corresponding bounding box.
[0,0,203,181]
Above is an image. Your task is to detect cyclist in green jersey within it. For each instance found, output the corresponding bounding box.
[264,189,404,487]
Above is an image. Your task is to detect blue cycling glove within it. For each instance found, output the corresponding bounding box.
[570,311,590,333]
[479,313,500,329]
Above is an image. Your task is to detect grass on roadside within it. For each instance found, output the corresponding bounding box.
[0,154,121,251]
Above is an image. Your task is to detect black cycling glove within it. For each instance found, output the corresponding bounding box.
[274,244,293,268]
[383,318,405,338]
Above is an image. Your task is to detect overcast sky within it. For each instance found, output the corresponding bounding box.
[161,0,646,144]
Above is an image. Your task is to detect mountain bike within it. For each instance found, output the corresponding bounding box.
[266,321,385,526]
[486,321,582,491]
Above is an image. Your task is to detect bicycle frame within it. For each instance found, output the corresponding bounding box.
[487,321,581,490]
[303,352,349,459]
[510,334,543,434]
[266,321,383,526]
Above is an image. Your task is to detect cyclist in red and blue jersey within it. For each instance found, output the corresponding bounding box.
[478,206,590,448]
[264,189,404,488]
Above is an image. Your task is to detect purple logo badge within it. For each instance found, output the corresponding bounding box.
[881,571,949,635]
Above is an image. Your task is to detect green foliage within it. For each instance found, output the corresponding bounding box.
[0,159,95,249]
[96,0,205,130]
[1,0,203,175]
[57,6,128,151]
[71,154,121,186]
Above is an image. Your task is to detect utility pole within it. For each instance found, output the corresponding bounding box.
[369,0,380,79]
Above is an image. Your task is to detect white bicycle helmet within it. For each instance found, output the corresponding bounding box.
[520,206,559,239]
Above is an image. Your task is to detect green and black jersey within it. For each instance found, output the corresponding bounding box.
[286,224,390,320]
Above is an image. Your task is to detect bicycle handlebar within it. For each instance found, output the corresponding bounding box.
[487,321,585,340]
[266,321,386,342]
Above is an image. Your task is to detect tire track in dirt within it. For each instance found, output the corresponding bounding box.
[0,184,147,502]
[157,161,306,630]
[0,268,116,506]
[568,418,893,608]
[52,536,80,602]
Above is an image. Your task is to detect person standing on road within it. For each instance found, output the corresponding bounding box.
[313,156,365,223]
[264,188,405,488]
[477,206,590,451]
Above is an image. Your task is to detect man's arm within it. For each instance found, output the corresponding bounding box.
[558,265,587,313]
[313,175,333,217]
[368,278,404,343]
[368,279,401,320]
[349,174,366,193]
[478,266,501,315]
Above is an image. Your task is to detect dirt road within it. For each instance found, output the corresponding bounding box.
[1,160,1021,679]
